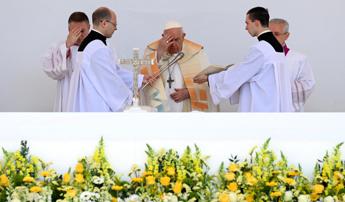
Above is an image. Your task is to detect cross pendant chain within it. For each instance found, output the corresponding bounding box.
[167,75,174,89]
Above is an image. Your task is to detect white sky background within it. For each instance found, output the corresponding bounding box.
[0,113,344,177]
[0,0,344,111]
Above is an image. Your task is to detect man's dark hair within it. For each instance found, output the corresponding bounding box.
[246,7,270,27]
[92,7,112,26]
[68,12,89,24]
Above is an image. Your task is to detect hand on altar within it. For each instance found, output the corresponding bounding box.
[193,74,208,84]
[143,75,157,86]
[157,34,174,61]
[170,88,190,103]
[66,26,82,48]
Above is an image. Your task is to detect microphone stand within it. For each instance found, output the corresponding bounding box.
[139,52,184,91]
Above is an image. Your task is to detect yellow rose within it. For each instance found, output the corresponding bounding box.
[167,167,175,176]
[66,188,77,197]
[132,177,143,183]
[75,163,84,173]
[225,172,236,181]
[63,173,71,183]
[0,174,10,187]
[146,176,155,185]
[288,170,299,177]
[283,178,296,186]
[173,181,183,194]
[30,186,42,193]
[112,198,118,202]
[336,183,344,192]
[246,194,254,202]
[228,163,239,172]
[334,171,343,181]
[41,171,50,178]
[75,174,84,183]
[270,191,282,197]
[160,176,171,186]
[23,176,35,183]
[219,192,230,202]
[313,184,324,194]
[310,193,320,201]
[244,172,257,185]
[227,182,238,192]
[266,181,278,187]
[142,171,152,176]
[112,185,123,191]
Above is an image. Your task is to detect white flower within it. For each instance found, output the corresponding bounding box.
[298,195,311,202]
[343,195,345,202]
[125,194,141,202]
[10,199,21,202]
[284,191,293,201]
[162,193,178,202]
[229,192,237,202]
[323,196,334,202]
[80,191,92,201]
[92,176,104,185]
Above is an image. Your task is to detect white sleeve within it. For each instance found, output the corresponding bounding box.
[292,56,316,105]
[42,42,68,80]
[85,48,133,112]
[208,47,264,105]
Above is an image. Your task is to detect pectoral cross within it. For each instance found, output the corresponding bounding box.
[119,48,153,106]
[167,75,174,89]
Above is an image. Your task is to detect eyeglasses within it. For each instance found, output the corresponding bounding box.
[106,20,117,30]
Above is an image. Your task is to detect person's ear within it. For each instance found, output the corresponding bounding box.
[183,33,186,38]
[285,32,290,40]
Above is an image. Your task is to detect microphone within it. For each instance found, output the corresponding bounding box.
[139,52,185,91]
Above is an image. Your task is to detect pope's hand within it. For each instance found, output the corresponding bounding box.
[193,74,208,84]
[170,88,190,103]
[157,34,174,61]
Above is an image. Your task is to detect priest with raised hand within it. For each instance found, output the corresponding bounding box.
[67,7,146,112]
[141,21,217,112]
[42,12,90,112]
[194,7,293,112]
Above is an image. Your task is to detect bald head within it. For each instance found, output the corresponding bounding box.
[92,7,115,26]
[92,7,117,38]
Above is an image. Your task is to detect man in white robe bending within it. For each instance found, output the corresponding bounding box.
[194,7,293,112]
[67,7,147,112]
[42,12,90,111]
[269,18,315,112]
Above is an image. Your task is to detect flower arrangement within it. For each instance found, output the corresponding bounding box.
[0,141,55,202]
[0,138,344,202]
[56,137,123,202]
[213,138,312,202]
[311,143,345,202]
[124,144,214,202]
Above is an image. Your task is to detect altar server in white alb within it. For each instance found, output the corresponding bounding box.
[269,18,315,112]
[194,7,293,112]
[67,7,148,112]
[42,12,90,111]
